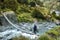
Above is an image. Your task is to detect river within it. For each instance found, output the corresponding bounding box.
[0,11,58,40]
[0,22,57,40]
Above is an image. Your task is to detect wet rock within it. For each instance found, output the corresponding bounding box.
[9,39,12,40]
[0,37,3,39]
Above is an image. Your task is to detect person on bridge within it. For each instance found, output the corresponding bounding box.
[33,18,38,34]
[0,19,2,26]
[33,24,37,34]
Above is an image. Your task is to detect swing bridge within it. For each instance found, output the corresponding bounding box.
[0,11,57,40]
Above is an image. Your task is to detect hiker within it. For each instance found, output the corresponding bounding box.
[33,24,37,34]
[0,19,2,26]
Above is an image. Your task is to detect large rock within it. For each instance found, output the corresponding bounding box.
[0,11,17,26]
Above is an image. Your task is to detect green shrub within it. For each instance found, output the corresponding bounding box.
[29,2,36,7]
[45,26,60,40]
[3,0,18,11]
[38,34,54,40]
[56,16,60,20]
[38,26,60,40]
[31,9,45,19]
[47,29,59,37]
[19,7,30,13]
[52,11,56,17]
[12,35,30,40]
[52,11,60,20]
[17,13,34,22]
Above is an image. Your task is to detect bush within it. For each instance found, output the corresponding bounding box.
[52,11,60,20]
[17,13,34,22]
[38,34,54,40]
[46,27,60,38]
[3,0,18,11]
[19,7,31,13]
[56,16,60,20]
[47,30,59,37]
[29,2,36,7]
[52,11,56,18]
[31,9,45,19]
[38,26,60,40]
[12,36,30,40]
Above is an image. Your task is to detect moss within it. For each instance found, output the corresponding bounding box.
[0,0,59,22]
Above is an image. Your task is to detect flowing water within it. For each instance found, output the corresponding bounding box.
[0,12,58,40]
[0,22,57,40]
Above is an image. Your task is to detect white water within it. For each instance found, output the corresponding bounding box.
[0,12,57,40]
[0,22,57,40]
[1,12,34,34]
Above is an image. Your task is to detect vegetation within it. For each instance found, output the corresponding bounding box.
[17,13,34,22]
[0,0,60,22]
[0,0,60,40]
[38,26,60,40]
[38,34,54,40]
[31,9,45,19]
[12,35,30,40]
[51,11,60,20]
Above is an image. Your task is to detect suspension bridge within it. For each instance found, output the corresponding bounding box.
[1,11,39,39]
